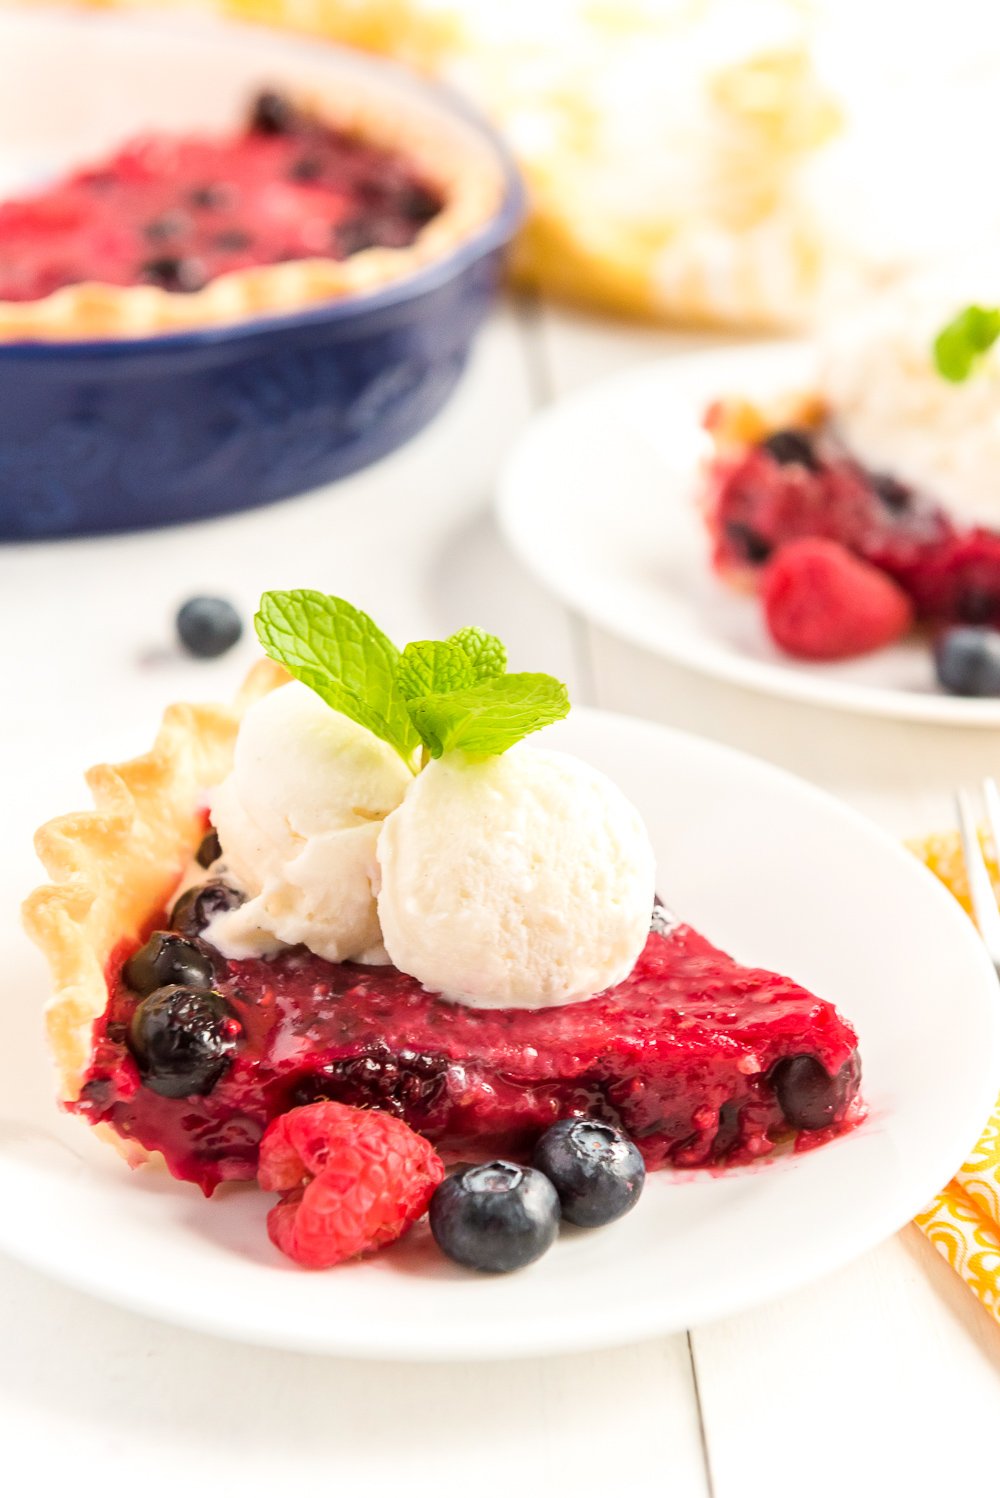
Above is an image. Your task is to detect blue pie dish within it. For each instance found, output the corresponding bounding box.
[0,17,524,541]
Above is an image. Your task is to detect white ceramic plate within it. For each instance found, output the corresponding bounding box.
[3,708,998,1359]
[498,343,1000,726]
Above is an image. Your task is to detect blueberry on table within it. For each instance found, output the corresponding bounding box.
[171,880,244,939]
[533,1119,645,1227]
[123,931,216,996]
[127,984,240,1098]
[934,627,1000,696]
[176,596,243,659]
[429,1161,559,1272]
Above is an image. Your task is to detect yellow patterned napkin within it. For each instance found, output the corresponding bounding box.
[913,832,1000,1321]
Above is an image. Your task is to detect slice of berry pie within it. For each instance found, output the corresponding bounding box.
[703,283,1000,657]
[704,395,1000,631]
[24,594,862,1202]
[0,89,503,339]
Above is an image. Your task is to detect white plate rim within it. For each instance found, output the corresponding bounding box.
[2,706,999,1360]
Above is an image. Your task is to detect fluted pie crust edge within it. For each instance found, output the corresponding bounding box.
[21,660,287,1162]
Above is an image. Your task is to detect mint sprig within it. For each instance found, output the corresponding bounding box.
[255,592,567,764]
[255,591,420,763]
[406,673,570,760]
[933,304,1000,383]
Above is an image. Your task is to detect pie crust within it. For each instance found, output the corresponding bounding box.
[22,660,287,1161]
[0,83,506,342]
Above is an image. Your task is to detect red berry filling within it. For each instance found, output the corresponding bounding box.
[258,1101,444,1268]
[73,916,862,1195]
[705,425,1000,629]
[0,92,443,302]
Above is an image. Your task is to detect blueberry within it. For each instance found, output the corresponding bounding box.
[396,183,442,224]
[139,255,207,292]
[128,984,240,1098]
[770,1052,860,1131]
[188,182,237,210]
[873,474,912,513]
[934,627,1000,696]
[724,520,773,565]
[249,90,298,135]
[171,880,244,939]
[213,228,253,252]
[196,828,222,868]
[288,156,324,182]
[123,931,216,996]
[144,212,191,243]
[429,1161,559,1272]
[533,1119,645,1227]
[760,429,819,471]
[332,219,379,258]
[176,596,243,659]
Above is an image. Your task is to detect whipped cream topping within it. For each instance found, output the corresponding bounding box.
[205,681,412,964]
[376,744,656,1009]
[199,684,656,1009]
[822,269,1000,530]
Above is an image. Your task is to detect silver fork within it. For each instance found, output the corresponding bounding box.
[956,778,1000,974]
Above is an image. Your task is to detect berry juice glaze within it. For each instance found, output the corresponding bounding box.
[74,916,863,1196]
[707,426,1000,628]
[0,93,443,302]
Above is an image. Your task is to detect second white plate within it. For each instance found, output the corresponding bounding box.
[498,343,1000,726]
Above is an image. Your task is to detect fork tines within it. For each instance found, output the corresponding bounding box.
[955,778,1000,969]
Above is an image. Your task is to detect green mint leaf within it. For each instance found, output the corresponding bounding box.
[255,590,419,763]
[406,672,570,760]
[396,639,475,701]
[933,304,1000,383]
[446,627,507,682]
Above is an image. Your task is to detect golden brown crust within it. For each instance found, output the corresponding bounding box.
[21,660,288,1160]
[0,86,504,342]
[703,391,826,453]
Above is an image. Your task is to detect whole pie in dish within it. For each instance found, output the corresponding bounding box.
[0,88,504,340]
[24,593,863,1215]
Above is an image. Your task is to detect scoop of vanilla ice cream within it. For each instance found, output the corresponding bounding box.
[375,745,656,1009]
[207,680,413,963]
[822,268,1000,530]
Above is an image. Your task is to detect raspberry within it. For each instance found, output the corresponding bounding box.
[762,538,913,661]
[257,1101,444,1268]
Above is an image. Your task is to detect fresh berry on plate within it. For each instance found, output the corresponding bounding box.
[533,1119,645,1227]
[259,1101,444,1269]
[429,1161,560,1272]
[762,539,913,662]
[176,596,243,659]
[702,279,1000,678]
[933,626,1000,697]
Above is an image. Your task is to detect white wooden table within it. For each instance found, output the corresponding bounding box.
[4,302,1000,1497]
